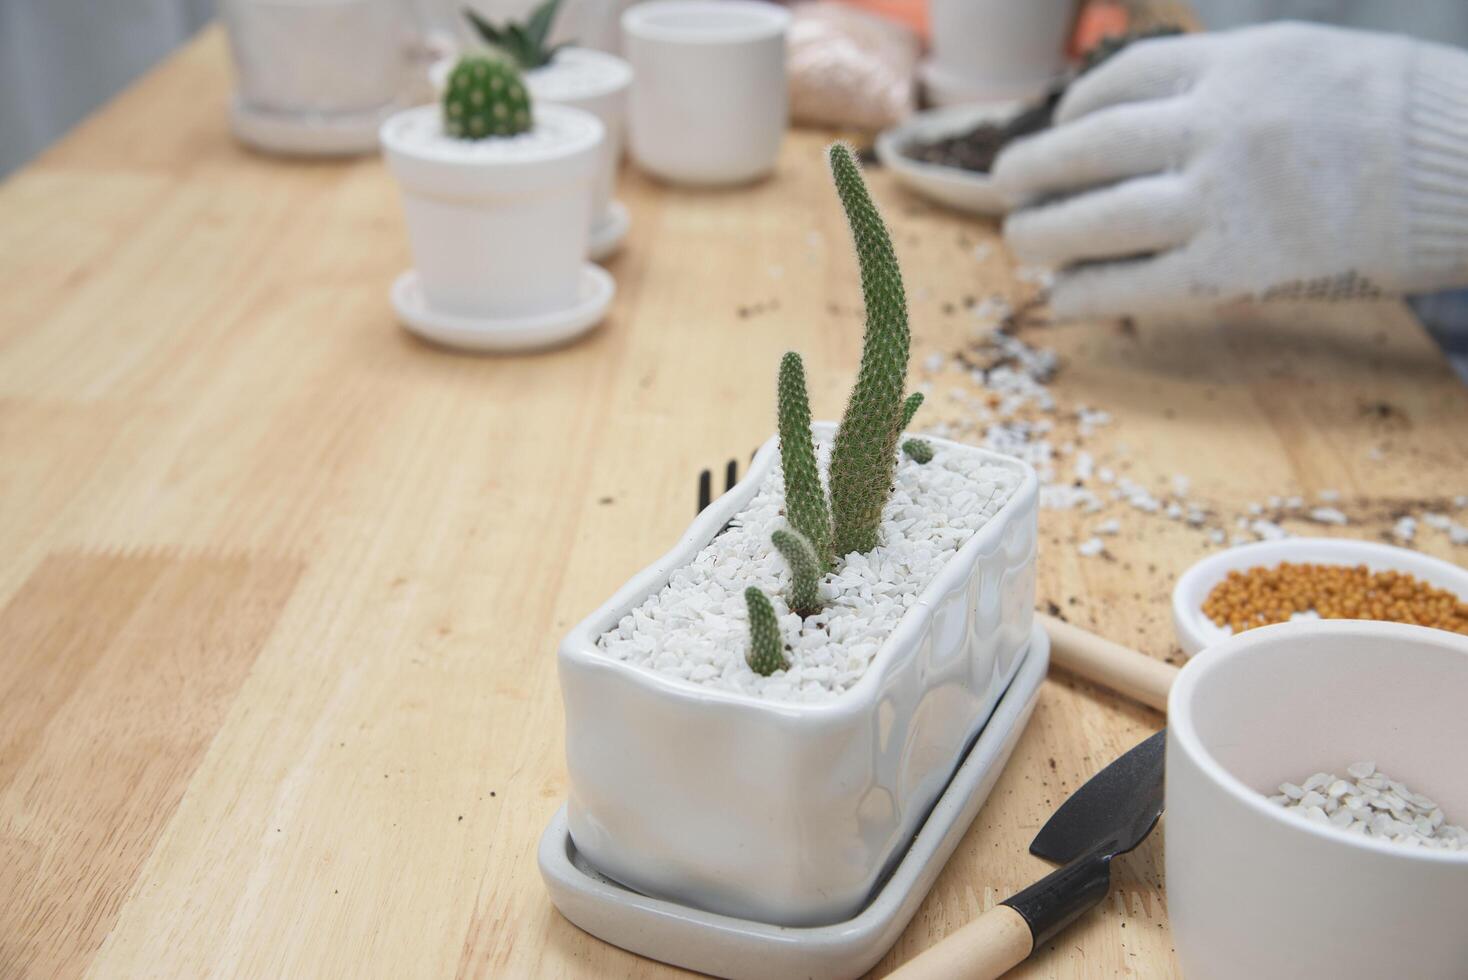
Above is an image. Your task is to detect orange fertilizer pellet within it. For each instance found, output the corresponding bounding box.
[1202,562,1468,636]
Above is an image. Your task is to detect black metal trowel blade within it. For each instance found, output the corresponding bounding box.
[997,730,1168,953]
[1029,729,1166,864]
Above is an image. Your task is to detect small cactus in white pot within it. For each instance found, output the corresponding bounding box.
[431,0,634,258]
[380,53,607,330]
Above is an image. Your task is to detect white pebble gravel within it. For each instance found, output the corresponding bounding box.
[1268,762,1467,850]
[597,443,1021,703]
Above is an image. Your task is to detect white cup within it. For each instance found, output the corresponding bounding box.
[923,0,1075,105]
[1166,620,1468,980]
[622,0,790,186]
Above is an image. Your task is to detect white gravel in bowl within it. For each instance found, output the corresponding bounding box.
[597,441,1021,703]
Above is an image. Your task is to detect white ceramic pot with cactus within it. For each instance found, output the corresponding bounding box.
[382,54,606,331]
[432,0,634,257]
[557,145,1039,927]
[224,0,408,150]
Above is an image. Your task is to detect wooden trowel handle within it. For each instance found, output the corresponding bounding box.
[1039,613,1178,713]
[886,904,1032,980]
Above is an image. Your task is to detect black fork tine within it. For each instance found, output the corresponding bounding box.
[696,449,762,514]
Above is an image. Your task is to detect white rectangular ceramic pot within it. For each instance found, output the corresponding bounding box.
[224,0,407,115]
[1166,621,1468,980]
[622,0,789,186]
[380,103,603,318]
[559,424,1039,926]
[923,0,1075,105]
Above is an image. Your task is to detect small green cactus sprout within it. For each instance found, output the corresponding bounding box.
[901,391,923,430]
[827,142,911,557]
[902,438,934,464]
[778,352,833,569]
[464,0,570,71]
[771,528,823,617]
[443,54,533,140]
[744,587,787,676]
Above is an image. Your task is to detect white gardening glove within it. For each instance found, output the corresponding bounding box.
[993,22,1468,318]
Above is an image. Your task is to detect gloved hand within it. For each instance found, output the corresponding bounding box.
[993,22,1468,318]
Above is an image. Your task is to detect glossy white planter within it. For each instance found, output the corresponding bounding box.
[1167,621,1468,980]
[431,49,632,241]
[559,423,1039,926]
[380,104,603,319]
[224,0,407,115]
[622,1,790,186]
[922,0,1075,106]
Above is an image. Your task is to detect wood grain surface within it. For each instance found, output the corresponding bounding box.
[3,26,1467,980]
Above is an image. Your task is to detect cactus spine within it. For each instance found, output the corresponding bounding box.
[744,587,787,676]
[777,352,833,569]
[443,55,533,140]
[771,528,823,617]
[901,391,923,430]
[902,438,934,464]
[827,143,911,557]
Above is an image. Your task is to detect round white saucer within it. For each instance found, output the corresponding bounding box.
[392,264,614,353]
[874,102,1023,216]
[589,200,630,261]
[230,95,395,157]
[1171,537,1468,657]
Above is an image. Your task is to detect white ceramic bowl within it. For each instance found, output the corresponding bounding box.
[874,102,1023,216]
[1172,537,1468,656]
[622,0,790,186]
[1166,621,1468,980]
[559,422,1038,927]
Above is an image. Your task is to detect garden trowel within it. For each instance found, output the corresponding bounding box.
[890,730,1166,980]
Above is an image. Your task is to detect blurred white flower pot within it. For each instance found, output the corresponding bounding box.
[380,103,603,318]
[922,0,1076,106]
[622,0,790,186]
[558,424,1040,926]
[224,0,407,114]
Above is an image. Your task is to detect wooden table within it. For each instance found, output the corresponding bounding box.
[3,28,1466,980]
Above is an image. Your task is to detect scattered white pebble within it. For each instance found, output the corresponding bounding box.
[1393,516,1417,543]
[1077,537,1106,557]
[1094,519,1121,536]
[1251,519,1288,541]
[1309,507,1348,526]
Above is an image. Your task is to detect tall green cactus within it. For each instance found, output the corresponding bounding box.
[777,352,833,569]
[744,587,787,676]
[827,143,911,557]
[901,391,923,430]
[771,528,823,617]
